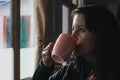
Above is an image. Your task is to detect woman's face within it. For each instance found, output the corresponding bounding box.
[72,14,95,56]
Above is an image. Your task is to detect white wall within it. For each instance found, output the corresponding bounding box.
[0,48,14,80]
[20,48,36,79]
[62,5,69,33]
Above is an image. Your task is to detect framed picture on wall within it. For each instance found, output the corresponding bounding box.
[3,16,31,48]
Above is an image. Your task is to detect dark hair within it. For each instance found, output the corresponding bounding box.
[72,5,120,80]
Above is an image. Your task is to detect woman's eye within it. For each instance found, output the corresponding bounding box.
[79,28,85,32]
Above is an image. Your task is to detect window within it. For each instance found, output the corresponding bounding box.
[0,0,14,80]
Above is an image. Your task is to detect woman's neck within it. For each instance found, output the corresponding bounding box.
[84,54,96,67]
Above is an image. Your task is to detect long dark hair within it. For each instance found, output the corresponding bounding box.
[71,5,120,80]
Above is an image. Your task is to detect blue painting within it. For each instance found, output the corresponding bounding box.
[3,16,30,48]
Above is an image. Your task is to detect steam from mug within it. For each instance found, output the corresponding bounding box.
[51,33,76,64]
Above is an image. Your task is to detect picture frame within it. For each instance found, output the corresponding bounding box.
[3,16,30,48]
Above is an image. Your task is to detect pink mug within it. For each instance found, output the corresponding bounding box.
[51,33,76,64]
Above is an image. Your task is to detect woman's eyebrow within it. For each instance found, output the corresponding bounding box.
[72,25,86,31]
[78,25,86,28]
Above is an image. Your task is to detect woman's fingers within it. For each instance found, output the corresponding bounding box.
[42,42,54,67]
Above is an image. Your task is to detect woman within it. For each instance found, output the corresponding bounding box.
[32,5,120,80]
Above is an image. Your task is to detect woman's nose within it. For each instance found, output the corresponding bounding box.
[71,30,78,42]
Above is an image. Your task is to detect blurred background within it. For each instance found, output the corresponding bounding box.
[0,0,120,80]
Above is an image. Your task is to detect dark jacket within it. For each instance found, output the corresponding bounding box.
[32,60,93,80]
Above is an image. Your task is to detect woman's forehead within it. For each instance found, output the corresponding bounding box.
[72,14,86,29]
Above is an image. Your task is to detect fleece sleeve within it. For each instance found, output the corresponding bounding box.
[32,60,55,80]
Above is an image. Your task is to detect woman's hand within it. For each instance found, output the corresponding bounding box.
[42,42,54,67]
